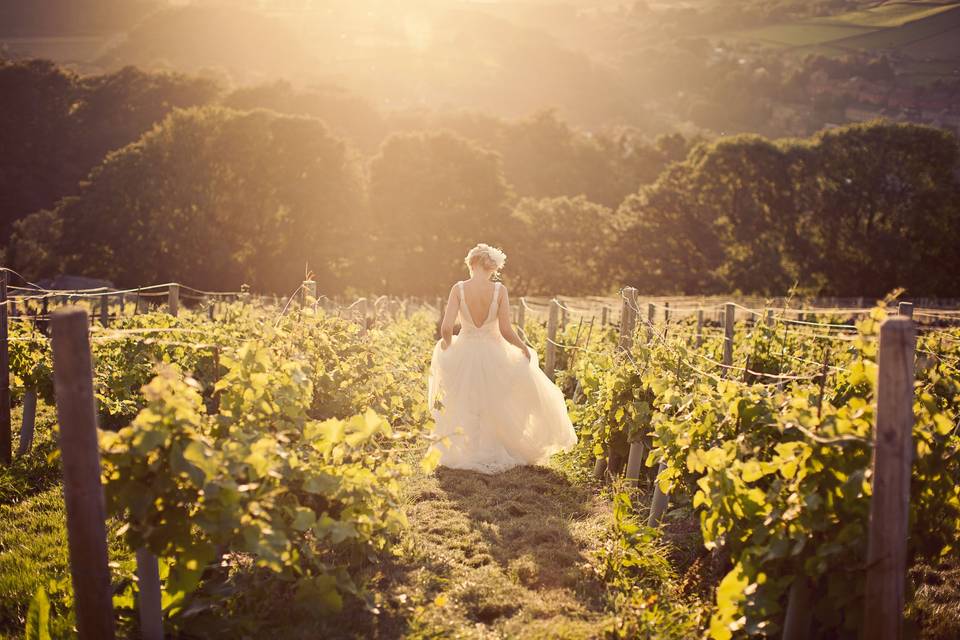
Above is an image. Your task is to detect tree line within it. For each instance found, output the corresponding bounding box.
[3,59,959,297]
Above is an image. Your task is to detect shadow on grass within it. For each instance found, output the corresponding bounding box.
[434,464,599,595]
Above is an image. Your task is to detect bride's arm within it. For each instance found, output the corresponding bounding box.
[497,286,530,359]
[440,284,459,349]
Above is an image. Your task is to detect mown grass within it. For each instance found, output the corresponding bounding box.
[0,403,61,505]
[0,402,135,640]
[907,558,960,640]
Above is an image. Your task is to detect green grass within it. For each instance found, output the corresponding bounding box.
[727,23,874,48]
[0,402,135,640]
[726,0,960,59]
[814,2,960,28]
[0,403,61,505]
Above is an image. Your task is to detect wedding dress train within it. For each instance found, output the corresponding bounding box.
[427,282,577,473]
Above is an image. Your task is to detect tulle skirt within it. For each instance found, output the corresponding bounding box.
[427,333,577,474]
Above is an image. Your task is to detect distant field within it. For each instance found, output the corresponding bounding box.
[814,1,959,28]
[726,0,960,66]
[0,35,111,62]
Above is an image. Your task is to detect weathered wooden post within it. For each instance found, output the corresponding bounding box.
[663,301,670,326]
[695,308,704,348]
[99,294,109,327]
[136,547,163,640]
[134,288,143,315]
[618,287,637,351]
[16,390,37,456]
[0,271,8,465]
[358,298,369,333]
[601,306,609,327]
[897,301,913,319]
[302,279,317,307]
[51,308,116,640]
[168,284,180,317]
[863,317,915,640]
[722,303,735,370]
[544,299,559,382]
[646,303,655,342]
[765,308,774,328]
[619,287,651,485]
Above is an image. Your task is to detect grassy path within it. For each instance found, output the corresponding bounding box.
[326,463,619,639]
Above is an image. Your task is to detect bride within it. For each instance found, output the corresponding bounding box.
[427,243,577,473]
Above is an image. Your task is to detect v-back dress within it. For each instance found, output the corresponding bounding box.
[427,281,577,473]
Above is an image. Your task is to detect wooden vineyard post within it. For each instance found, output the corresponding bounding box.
[302,279,317,307]
[99,294,109,327]
[765,308,774,328]
[16,389,37,456]
[695,308,704,348]
[0,270,9,465]
[357,298,369,334]
[544,299,559,382]
[646,303,655,342]
[168,284,180,317]
[722,303,735,371]
[51,308,116,640]
[134,288,143,315]
[618,287,637,351]
[601,306,609,327]
[618,287,650,485]
[897,301,913,319]
[863,317,915,640]
[136,547,163,640]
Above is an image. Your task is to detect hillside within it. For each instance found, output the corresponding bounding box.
[727,1,960,84]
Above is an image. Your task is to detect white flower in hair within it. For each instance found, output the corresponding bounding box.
[465,243,507,272]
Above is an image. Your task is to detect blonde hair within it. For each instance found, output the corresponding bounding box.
[464,243,506,274]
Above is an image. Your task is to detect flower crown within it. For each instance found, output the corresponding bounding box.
[465,243,506,272]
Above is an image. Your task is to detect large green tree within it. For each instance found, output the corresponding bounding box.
[615,121,960,297]
[509,196,620,295]
[365,131,512,295]
[10,106,362,293]
[0,60,219,240]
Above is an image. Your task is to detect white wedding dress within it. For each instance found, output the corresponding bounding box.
[427,282,577,473]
